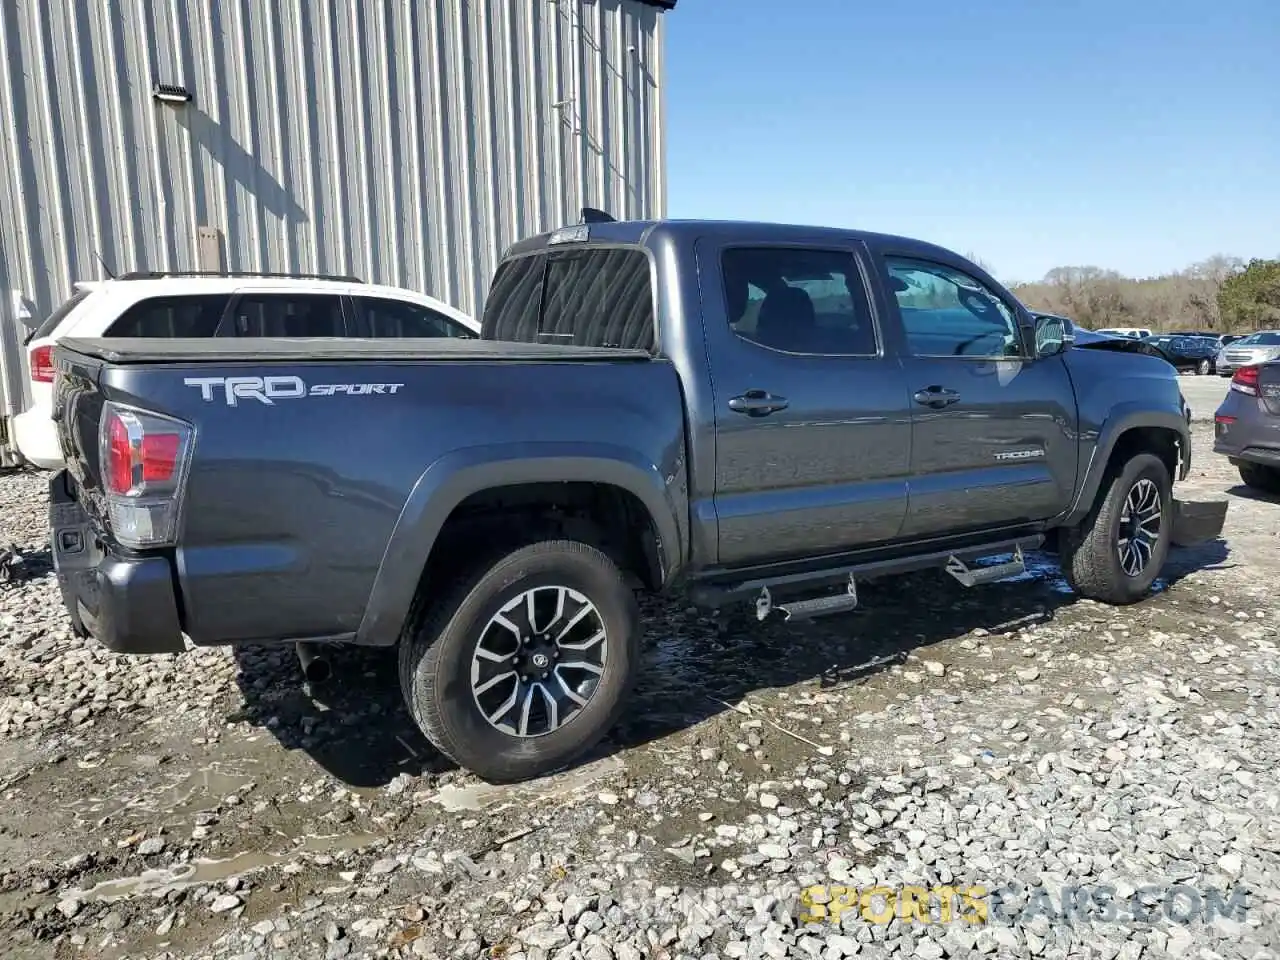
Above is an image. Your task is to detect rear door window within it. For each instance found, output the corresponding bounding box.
[224,294,347,337]
[721,246,877,355]
[354,296,474,338]
[482,247,655,351]
[27,288,93,342]
[105,295,230,337]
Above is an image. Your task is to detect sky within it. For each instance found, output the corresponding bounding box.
[662,0,1280,285]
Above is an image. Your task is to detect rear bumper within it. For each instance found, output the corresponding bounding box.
[50,471,185,655]
[13,407,64,470]
[1221,446,1280,468]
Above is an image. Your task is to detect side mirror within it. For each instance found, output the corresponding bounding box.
[1033,314,1074,358]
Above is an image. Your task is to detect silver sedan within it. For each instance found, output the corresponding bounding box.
[1217,331,1280,377]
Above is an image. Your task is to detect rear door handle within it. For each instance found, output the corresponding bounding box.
[728,390,789,417]
[913,386,961,408]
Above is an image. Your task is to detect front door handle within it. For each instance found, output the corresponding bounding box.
[728,390,789,417]
[913,386,961,408]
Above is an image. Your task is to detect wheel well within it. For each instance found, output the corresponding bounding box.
[1105,426,1180,485]
[419,482,664,596]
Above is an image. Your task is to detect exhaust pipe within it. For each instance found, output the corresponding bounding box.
[296,642,332,684]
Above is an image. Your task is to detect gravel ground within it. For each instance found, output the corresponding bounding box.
[2,427,1278,960]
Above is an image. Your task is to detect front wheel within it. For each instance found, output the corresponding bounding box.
[1197,359,1212,375]
[1238,461,1280,495]
[399,540,640,783]
[1059,453,1172,604]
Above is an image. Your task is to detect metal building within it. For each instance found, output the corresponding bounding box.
[0,0,675,463]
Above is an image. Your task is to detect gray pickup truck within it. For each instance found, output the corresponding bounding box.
[49,218,1226,782]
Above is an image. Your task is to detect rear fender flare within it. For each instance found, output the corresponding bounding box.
[1064,405,1189,526]
[355,442,685,646]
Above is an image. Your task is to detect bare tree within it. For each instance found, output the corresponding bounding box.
[1011,256,1247,332]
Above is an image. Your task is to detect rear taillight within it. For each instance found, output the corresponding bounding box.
[1231,365,1260,396]
[99,402,194,548]
[30,345,54,383]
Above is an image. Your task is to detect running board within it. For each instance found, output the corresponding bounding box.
[944,545,1027,588]
[757,575,858,622]
[689,534,1046,610]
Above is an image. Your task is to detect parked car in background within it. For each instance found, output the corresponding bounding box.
[1216,331,1280,378]
[1218,334,1243,348]
[13,272,478,469]
[1095,327,1154,340]
[1214,362,1280,494]
[1139,334,1221,375]
[47,217,1225,783]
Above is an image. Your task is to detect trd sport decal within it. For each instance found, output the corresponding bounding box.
[184,376,405,406]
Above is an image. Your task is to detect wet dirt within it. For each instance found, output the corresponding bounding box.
[0,428,1275,959]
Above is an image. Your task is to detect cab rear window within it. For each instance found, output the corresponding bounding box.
[482,247,655,352]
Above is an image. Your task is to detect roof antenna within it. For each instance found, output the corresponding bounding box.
[92,250,116,279]
[580,207,615,224]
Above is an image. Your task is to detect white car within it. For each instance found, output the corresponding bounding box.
[13,272,478,470]
[1094,327,1153,340]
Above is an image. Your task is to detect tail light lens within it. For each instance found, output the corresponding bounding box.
[1231,365,1260,396]
[30,345,55,383]
[99,402,194,548]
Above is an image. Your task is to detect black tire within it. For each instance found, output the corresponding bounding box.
[1238,461,1280,495]
[1059,452,1172,604]
[1196,359,1211,376]
[398,540,640,783]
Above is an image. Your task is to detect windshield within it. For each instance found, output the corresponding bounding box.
[1236,332,1280,346]
[25,288,92,344]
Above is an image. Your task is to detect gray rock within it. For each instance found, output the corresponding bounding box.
[210,894,241,914]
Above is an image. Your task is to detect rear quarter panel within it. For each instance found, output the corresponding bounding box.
[96,358,687,645]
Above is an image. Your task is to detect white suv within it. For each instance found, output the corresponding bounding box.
[14,272,478,470]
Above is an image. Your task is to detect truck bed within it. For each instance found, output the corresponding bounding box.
[55,336,654,365]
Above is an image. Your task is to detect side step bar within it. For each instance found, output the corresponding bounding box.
[697,535,1045,624]
[944,545,1027,587]
[757,575,859,622]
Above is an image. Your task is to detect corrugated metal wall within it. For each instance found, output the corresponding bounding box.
[0,0,668,451]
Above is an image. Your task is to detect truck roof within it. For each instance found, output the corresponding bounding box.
[502,218,972,264]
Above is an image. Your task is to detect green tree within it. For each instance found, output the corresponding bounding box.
[1218,259,1280,331]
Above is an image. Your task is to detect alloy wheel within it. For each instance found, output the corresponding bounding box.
[1116,478,1162,577]
[470,585,608,737]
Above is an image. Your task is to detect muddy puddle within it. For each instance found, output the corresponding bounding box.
[68,760,264,821]
[427,754,625,812]
[69,830,382,903]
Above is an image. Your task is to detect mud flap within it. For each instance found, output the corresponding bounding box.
[1170,498,1228,547]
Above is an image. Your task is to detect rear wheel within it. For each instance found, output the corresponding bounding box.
[1237,461,1280,495]
[399,540,640,783]
[1196,359,1212,375]
[1059,453,1172,604]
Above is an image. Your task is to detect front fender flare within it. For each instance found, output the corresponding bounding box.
[354,441,685,647]
[1064,404,1190,526]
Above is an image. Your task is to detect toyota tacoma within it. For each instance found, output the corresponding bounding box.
[48,217,1227,782]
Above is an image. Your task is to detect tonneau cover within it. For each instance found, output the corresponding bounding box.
[55,337,653,365]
